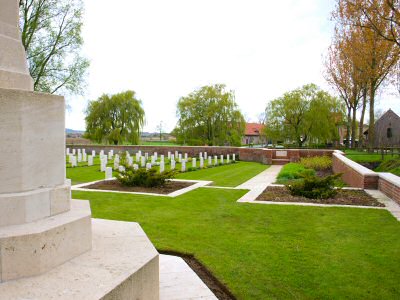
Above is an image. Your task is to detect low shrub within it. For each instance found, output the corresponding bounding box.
[116,167,177,188]
[375,158,400,176]
[286,173,342,199]
[299,156,332,171]
[276,163,315,184]
[187,167,197,172]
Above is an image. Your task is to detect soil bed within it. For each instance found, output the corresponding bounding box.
[256,186,384,207]
[159,250,236,300]
[83,179,194,194]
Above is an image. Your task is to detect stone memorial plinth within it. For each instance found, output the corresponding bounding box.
[0,0,159,298]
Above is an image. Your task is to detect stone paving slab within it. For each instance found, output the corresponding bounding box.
[160,255,217,300]
[365,189,400,221]
[236,165,283,202]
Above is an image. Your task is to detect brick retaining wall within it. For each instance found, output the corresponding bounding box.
[332,152,379,189]
[378,173,400,206]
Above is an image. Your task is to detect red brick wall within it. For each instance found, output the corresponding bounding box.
[332,153,379,189]
[379,176,400,206]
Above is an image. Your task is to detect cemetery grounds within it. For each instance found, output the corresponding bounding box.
[68,153,400,299]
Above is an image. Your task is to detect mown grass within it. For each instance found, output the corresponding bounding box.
[73,187,400,299]
[175,162,268,186]
[66,158,268,187]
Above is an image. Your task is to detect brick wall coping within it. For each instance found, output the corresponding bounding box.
[333,152,378,176]
[378,172,400,187]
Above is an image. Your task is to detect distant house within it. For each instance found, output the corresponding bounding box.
[242,123,266,146]
[364,109,400,147]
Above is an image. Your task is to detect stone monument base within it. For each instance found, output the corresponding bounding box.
[0,206,160,300]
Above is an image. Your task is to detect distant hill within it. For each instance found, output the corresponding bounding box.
[66,128,85,134]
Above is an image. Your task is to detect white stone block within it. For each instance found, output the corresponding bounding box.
[220,155,224,164]
[146,163,152,170]
[227,154,230,163]
[178,154,182,162]
[154,152,157,160]
[141,156,146,167]
[82,152,87,162]
[171,160,175,170]
[184,153,188,160]
[233,153,236,161]
[167,151,171,159]
[181,160,186,172]
[160,161,165,173]
[214,156,218,166]
[66,148,70,155]
[208,156,212,165]
[118,166,125,172]
[192,158,196,168]
[200,157,204,168]
[105,167,113,179]
[77,152,82,163]
[276,150,288,157]
[204,152,207,159]
[88,155,93,166]
[92,150,95,157]
[72,149,76,155]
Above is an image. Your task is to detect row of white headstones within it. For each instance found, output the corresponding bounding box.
[66,148,236,180]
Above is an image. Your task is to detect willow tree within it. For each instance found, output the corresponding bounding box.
[265,84,344,147]
[85,91,145,145]
[175,84,245,146]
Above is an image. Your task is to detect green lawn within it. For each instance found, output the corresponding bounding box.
[345,149,398,163]
[73,187,400,299]
[175,162,268,186]
[66,159,268,187]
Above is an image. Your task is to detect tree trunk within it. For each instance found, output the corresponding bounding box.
[346,106,351,148]
[351,105,357,149]
[368,86,375,150]
[358,87,368,149]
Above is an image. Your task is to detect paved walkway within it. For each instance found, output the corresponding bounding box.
[159,255,217,300]
[236,165,282,202]
[365,189,400,221]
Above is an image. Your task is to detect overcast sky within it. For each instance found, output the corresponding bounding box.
[65,0,400,132]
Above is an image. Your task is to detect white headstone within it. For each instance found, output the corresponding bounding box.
[71,156,77,167]
[175,151,178,158]
[66,148,70,155]
[199,152,202,159]
[160,155,164,162]
[92,150,96,157]
[233,154,236,161]
[135,152,140,162]
[110,150,114,156]
[118,165,125,172]
[178,153,182,163]
[68,154,73,164]
[214,156,218,166]
[113,159,119,170]
[88,155,93,166]
[146,163,152,170]
[220,155,224,164]
[151,155,156,164]
[227,154,230,163]
[200,157,204,168]
[192,158,196,168]
[181,160,186,172]
[82,152,87,162]
[133,164,139,170]
[145,153,149,160]
[204,152,207,159]
[154,152,157,161]
[72,149,76,155]
[105,167,113,179]
[167,151,171,159]
[208,156,212,165]
[171,160,176,170]
[141,156,146,167]
[77,152,82,163]
[160,161,165,173]
[100,150,104,156]
[184,153,188,160]
[100,158,106,172]
[128,156,133,166]
[171,154,175,161]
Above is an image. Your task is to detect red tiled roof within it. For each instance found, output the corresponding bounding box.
[245,123,265,136]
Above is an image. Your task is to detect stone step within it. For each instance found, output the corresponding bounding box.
[0,215,159,299]
[272,159,290,165]
[0,200,92,282]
